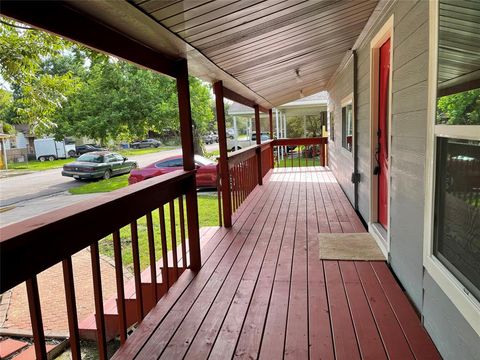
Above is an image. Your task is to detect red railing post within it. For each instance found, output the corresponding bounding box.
[269,109,274,170]
[214,81,232,228]
[254,105,263,185]
[176,59,201,270]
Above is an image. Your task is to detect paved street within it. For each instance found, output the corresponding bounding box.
[0,144,218,226]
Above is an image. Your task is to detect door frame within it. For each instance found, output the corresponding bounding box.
[368,15,394,258]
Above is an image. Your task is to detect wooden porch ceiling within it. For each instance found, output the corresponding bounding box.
[59,0,379,108]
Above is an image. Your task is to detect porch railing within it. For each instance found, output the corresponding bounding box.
[226,145,259,214]
[0,170,200,360]
[273,137,328,168]
[218,137,328,225]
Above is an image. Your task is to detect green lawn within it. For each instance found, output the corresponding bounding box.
[118,146,175,156]
[8,158,73,171]
[68,171,219,269]
[275,156,323,168]
[69,174,130,194]
[98,194,219,269]
[8,147,175,172]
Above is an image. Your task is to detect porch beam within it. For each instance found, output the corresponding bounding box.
[0,0,179,78]
[223,87,269,113]
[176,59,201,270]
[254,105,263,186]
[213,81,233,228]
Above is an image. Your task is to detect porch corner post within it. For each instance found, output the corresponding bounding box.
[254,105,263,185]
[176,58,201,271]
[268,109,274,170]
[213,81,232,228]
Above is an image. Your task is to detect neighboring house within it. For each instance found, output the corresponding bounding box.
[227,92,328,141]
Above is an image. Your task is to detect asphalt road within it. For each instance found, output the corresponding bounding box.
[0,144,218,226]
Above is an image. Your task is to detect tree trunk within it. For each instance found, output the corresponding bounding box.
[192,122,204,156]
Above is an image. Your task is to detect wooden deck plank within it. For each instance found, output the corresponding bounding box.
[284,168,309,359]
[259,170,301,359]
[371,262,441,360]
[167,171,287,359]
[324,260,361,360]
[206,171,296,359]
[135,171,286,358]
[111,172,280,360]
[306,172,335,360]
[112,168,439,360]
[232,171,296,359]
[355,261,415,360]
[339,261,387,360]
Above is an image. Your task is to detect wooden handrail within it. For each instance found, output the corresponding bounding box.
[0,170,195,293]
[227,144,259,168]
[273,137,328,146]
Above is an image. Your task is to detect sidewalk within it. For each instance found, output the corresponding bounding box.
[0,249,131,338]
[0,170,33,179]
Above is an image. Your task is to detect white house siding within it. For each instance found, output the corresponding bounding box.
[327,0,480,358]
[327,59,354,204]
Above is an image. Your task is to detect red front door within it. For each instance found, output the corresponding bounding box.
[378,38,390,228]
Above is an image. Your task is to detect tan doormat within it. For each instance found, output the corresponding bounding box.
[319,233,386,261]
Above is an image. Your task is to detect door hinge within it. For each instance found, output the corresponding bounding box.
[351,172,361,184]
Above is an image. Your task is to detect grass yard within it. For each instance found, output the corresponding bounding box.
[8,158,73,171]
[98,194,219,270]
[7,147,176,172]
[275,156,323,168]
[118,146,175,156]
[69,174,129,194]
[68,171,219,270]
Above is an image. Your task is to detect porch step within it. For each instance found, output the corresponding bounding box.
[0,339,29,358]
[78,266,185,341]
[11,344,55,360]
[78,226,219,341]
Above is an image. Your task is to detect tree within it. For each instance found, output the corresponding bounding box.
[0,17,214,148]
[0,18,79,133]
[437,89,480,125]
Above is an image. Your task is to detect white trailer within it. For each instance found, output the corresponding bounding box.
[34,138,76,161]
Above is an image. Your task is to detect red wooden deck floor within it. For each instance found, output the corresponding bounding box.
[113,167,440,360]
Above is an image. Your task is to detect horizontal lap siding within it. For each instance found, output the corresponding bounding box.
[327,60,354,205]
[329,0,480,358]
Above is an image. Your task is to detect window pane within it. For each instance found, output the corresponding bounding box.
[434,137,480,300]
[436,0,480,125]
[342,104,353,152]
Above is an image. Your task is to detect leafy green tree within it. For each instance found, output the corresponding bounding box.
[437,89,480,125]
[1,17,214,149]
[0,18,80,133]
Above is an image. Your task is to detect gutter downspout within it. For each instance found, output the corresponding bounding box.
[352,50,360,211]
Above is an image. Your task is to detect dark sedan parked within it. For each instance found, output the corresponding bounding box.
[75,144,106,156]
[130,139,162,149]
[62,151,137,180]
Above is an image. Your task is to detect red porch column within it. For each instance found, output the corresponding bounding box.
[254,105,263,185]
[269,109,274,169]
[213,81,232,228]
[176,59,201,271]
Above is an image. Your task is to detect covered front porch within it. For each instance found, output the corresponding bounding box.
[111,167,438,359]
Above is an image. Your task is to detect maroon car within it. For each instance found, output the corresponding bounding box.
[128,155,218,188]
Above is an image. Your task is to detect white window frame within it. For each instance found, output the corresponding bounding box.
[424,0,480,336]
[341,94,353,155]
